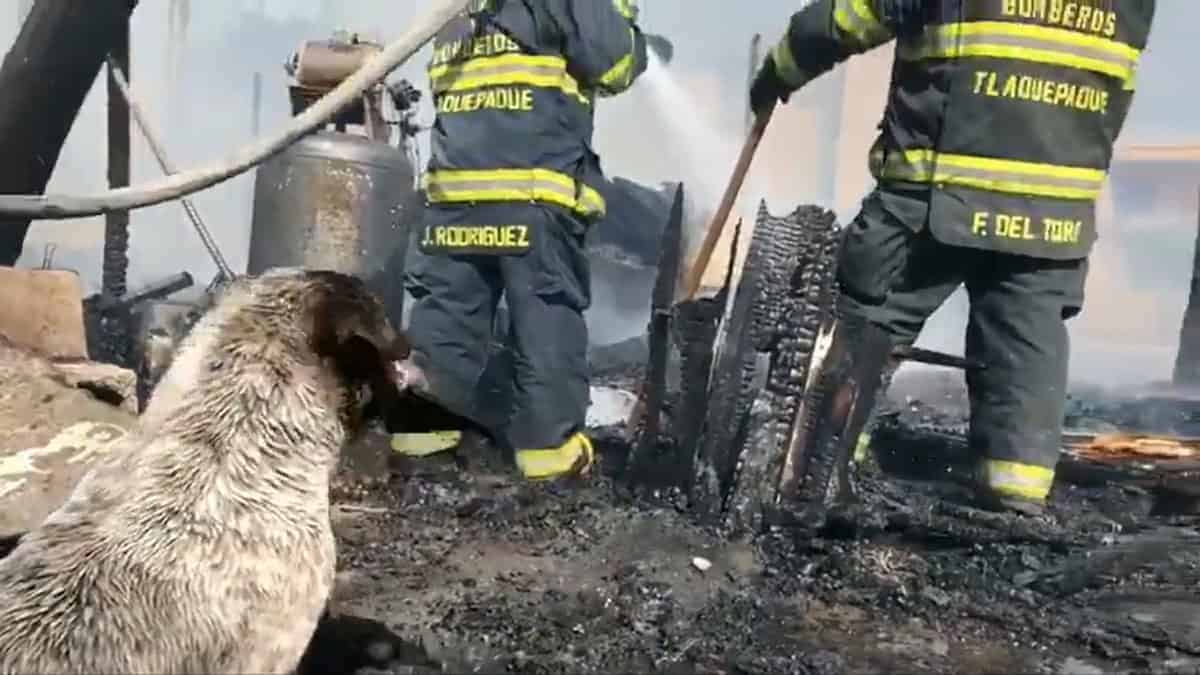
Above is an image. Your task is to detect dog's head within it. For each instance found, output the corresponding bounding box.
[291,270,413,433]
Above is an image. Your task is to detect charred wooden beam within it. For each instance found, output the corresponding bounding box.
[724,205,841,535]
[103,26,131,300]
[0,0,139,265]
[668,296,723,484]
[692,203,778,523]
[680,201,842,533]
[99,17,133,366]
[627,183,684,478]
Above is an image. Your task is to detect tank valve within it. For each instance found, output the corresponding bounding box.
[386,79,422,113]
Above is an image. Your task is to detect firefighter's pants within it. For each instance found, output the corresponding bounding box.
[404,204,591,452]
[837,188,1088,496]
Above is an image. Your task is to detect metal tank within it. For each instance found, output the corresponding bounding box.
[246,32,423,323]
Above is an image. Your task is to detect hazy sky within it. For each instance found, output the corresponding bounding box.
[3,0,1197,384]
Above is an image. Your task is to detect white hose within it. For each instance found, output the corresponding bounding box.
[0,0,468,220]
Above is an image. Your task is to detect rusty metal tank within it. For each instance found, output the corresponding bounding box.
[246,129,418,322]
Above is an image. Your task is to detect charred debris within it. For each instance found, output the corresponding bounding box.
[307,199,1200,674]
[500,196,1200,668]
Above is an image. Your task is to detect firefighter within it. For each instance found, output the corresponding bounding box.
[750,0,1156,515]
[393,0,648,480]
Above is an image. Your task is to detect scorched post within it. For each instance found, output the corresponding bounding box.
[100,8,133,365]
[0,0,139,266]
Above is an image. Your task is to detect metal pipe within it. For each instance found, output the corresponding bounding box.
[105,55,235,281]
[90,271,195,313]
[891,345,986,370]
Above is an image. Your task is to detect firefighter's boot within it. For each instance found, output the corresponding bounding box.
[971,459,1054,517]
[515,432,595,481]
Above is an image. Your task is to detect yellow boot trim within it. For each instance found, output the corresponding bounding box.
[981,459,1055,502]
[853,431,872,464]
[515,433,595,481]
[390,431,462,457]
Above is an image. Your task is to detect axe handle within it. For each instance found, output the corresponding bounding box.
[683,104,774,301]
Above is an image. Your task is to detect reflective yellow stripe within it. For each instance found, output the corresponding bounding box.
[424,168,607,218]
[515,432,594,480]
[429,54,590,105]
[771,37,809,88]
[598,27,637,93]
[613,0,638,21]
[982,459,1055,502]
[871,147,1107,200]
[898,21,1141,82]
[833,0,894,47]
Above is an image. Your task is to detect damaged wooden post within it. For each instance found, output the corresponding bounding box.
[98,15,133,366]
[626,183,684,479]
[0,0,139,265]
[1173,185,1200,388]
[682,199,995,534]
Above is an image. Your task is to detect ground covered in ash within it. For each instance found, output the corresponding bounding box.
[304,370,1200,675]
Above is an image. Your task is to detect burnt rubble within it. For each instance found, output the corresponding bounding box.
[314,387,1200,674]
[6,199,1199,673]
[301,202,1200,674]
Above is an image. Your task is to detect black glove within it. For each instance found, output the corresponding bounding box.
[749,55,790,117]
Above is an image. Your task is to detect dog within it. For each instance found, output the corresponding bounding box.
[0,268,413,674]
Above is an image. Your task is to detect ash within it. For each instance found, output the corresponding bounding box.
[302,365,1200,675]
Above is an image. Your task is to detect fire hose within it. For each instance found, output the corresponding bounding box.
[0,0,471,220]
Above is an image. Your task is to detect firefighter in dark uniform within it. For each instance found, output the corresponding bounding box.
[394,0,648,480]
[751,0,1156,514]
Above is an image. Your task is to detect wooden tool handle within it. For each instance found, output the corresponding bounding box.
[682,104,775,300]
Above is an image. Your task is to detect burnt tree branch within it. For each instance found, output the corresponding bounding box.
[0,0,138,265]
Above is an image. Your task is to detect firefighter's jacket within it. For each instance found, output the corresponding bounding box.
[423,0,647,227]
[771,0,1155,259]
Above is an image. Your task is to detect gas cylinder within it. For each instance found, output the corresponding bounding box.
[247,32,421,324]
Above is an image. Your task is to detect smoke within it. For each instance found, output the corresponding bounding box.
[4,0,435,293]
[0,1,1197,387]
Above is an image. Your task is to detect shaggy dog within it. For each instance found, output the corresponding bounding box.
[0,269,412,674]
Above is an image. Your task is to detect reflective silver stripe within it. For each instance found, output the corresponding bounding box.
[898,22,1140,81]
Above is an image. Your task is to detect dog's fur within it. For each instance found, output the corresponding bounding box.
[0,269,409,674]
